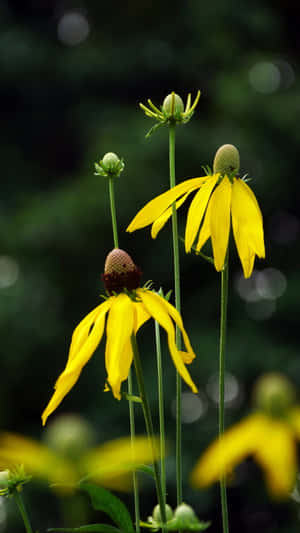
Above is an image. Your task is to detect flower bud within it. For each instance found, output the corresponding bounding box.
[0,470,10,490]
[213,144,240,175]
[94,152,124,178]
[44,414,96,459]
[102,249,142,294]
[152,503,173,523]
[174,502,198,524]
[162,92,184,117]
[253,373,296,417]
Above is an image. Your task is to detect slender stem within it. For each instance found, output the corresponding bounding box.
[218,258,230,533]
[169,123,182,505]
[155,320,167,507]
[108,177,119,248]
[107,178,140,529]
[131,334,167,525]
[13,490,34,533]
[128,370,140,533]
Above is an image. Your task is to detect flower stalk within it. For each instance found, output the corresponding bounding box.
[155,319,167,508]
[218,255,230,533]
[169,123,183,506]
[13,490,34,533]
[131,334,167,525]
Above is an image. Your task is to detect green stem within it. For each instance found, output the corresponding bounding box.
[169,123,182,505]
[155,320,167,507]
[108,177,119,248]
[107,177,140,530]
[219,258,230,533]
[128,370,140,533]
[13,490,34,533]
[131,334,167,525]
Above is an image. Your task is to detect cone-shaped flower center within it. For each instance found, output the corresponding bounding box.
[102,248,142,294]
[213,144,240,175]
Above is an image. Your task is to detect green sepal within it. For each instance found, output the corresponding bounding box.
[141,518,210,532]
[80,483,135,533]
[135,464,155,478]
[48,526,123,533]
[145,122,164,138]
[122,392,142,403]
[179,236,214,265]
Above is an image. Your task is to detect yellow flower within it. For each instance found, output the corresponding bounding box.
[42,249,197,426]
[190,374,300,499]
[0,430,160,493]
[127,145,265,279]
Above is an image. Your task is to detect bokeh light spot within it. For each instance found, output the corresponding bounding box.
[255,268,287,300]
[57,11,90,46]
[246,299,276,321]
[0,256,19,288]
[249,61,280,93]
[206,373,242,408]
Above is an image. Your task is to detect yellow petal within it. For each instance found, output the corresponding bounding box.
[0,432,77,492]
[254,418,296,498]
[195,197,213,252]
[68,305,103,364]
[288,407,300,439]
[138,290,198,393]
[185,175,219,252]
[231,178,265,278]
[151,191,191,239]
[190,414,267,487]
[126,177,207,233]
[105,294,134,400]
[81,435,160,492]
[42,299,112,425]
[209,176,232,272]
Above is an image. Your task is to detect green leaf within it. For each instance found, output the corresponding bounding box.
[80,483,135,533]
[48,525,122,533]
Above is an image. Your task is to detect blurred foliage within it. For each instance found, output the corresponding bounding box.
[0,0,300,531]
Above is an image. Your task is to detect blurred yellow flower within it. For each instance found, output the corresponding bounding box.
[190,407,300,499]
[0,431,159,493]
[127,173,265,279]
[42,249,197,426]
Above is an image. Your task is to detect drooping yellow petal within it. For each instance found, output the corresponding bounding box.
[137,290,198,393]
[209,176,232,272]
[190,414,267,487]
[152,292,196,363]
[288,407,300,439]
[195,197,213,252]
[68,305,103,364]
[105,294,134,400]
[0,432,77,492]
[151,192,191,239]
[185,175,219,252]
[42,299,112,425]
[231,178,265,278]
[81,435,160,492]
[254,418,296,498]
[127,177,207,233]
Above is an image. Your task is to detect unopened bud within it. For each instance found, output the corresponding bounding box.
[213,144,240,175]
[152,503,173,523]
[174,502,198,523]
[44,414,95,459]
[253,373,296,417]
[94,152,124,178]
[162,92,184,117]
[102,249,142,294]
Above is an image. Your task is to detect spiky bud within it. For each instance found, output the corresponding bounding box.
[213,144,240,175]
[253,373,296,417]
[94,152,124,178]
[102,249,142,294]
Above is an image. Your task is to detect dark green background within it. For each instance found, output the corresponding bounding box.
[1,1,300,531]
